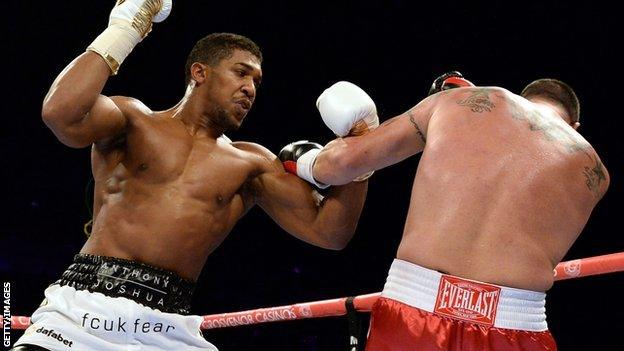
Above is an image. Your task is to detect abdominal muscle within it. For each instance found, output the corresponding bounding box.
[81,184,242,280]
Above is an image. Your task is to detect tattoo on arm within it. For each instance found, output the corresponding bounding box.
[583,156,607,197]
[407,110,426,143]
[456,89,496,113]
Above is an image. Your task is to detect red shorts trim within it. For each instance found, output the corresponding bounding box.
[365,297,557,351]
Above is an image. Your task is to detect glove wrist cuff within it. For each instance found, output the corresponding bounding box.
[348,117,379,136]
[87,24,142,75]
[297,148,330,189]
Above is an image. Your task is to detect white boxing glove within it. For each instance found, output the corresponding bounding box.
[316,81,379,137]
[87,0,173,75]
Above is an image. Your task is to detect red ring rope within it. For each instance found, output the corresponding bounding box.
[5,252,624,330]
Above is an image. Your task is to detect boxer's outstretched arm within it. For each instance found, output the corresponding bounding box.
[313,95,436,185]
[243,143,367,250]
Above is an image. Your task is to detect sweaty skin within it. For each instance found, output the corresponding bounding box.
[42,49,367,280]
[314,87,609,291]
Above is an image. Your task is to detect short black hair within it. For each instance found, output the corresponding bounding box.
[521,79,580,123]
[184,33,262,84]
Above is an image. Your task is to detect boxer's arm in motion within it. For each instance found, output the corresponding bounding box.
[314,95,436,185]
[39,0,165,148]
[41,52,128,148]
[240,143,367,250]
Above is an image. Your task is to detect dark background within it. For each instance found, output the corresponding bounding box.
[3,1,622,350]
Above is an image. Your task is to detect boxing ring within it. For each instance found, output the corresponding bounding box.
[5,252,624,349]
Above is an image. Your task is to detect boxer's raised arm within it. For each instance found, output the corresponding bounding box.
[42,54,126,148]
[41,0,171,148]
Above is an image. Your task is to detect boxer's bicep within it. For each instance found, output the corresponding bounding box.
[255,168,340,248]
[239,144,329,246]
[83,95,129,144]
[47,95,128,148]
[339,103,432,175]
[379,96,435,156]
[242,142,360,249]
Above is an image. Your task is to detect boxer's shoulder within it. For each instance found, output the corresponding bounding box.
[231,141,282,173]
[425,87,509,117]
[231,141,276,159]
[108,95,155,121]
[440,86,509,103]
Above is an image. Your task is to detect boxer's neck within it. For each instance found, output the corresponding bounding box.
[170,84,225,139]
[529,97,574,126]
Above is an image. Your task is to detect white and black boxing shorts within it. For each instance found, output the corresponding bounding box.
[13,254,218,351]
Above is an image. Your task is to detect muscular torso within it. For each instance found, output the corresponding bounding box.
[397,88,609,291]
[81,100,267,279]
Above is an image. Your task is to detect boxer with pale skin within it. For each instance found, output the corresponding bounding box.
[12,1,367,350]
[298,75,609,350]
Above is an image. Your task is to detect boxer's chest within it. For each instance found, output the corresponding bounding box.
[122,121,253,202]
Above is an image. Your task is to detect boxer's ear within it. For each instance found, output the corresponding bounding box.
[190,62,211,85]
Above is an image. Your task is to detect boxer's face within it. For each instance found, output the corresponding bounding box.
[202,50,262,130]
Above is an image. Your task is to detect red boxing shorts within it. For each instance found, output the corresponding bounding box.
[366,259,556,351]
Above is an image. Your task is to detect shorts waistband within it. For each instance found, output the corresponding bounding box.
[55,254,196,315]
[381,259,548,331]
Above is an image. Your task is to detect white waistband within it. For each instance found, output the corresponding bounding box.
[381,259,548,331]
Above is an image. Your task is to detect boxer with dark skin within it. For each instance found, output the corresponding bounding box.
[40,39,367,281]
[13,2,368,349]
[312,78,609,350]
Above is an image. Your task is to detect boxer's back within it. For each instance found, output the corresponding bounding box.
[397,87,609,291]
